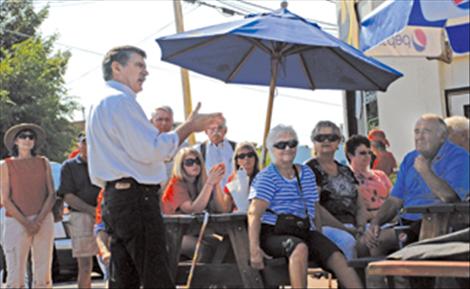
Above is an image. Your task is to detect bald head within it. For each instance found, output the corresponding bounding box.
[414,114,448,159]
[445,116,469,152]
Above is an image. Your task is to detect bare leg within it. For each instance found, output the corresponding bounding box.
[77,257,93,288]
[327,251,363,288]
[289,243,308,289]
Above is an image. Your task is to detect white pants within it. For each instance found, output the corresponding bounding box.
[3,213,54,289]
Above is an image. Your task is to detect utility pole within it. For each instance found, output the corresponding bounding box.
[173,0,196,145]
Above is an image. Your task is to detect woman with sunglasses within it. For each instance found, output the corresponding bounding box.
[345,135,392,221]
[305,121,368,261]
[1,123,56,288]
[248,125,362,289]
[223,142,260,212]
[161,147,228,260]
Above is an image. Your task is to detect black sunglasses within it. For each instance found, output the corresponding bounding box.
[356,151,372,156]
[273,139,298,150]
[236,152,256,160]
[183,158,201,167]
[313,134,340,143]
[17,132,36,140]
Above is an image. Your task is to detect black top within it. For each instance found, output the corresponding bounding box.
[305,158,359,225]
[58,155,100,211]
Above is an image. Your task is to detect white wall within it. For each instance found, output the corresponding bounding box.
[375,57,443,163]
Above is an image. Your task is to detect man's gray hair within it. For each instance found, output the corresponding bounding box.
[266,124,298,160]
[419,114,448,137]
[310,120,342,142]
[152,106,174,118]
[102,45,146,81]
[445,116,469,132]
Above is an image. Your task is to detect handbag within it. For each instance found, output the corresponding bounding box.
[268,165,311,240]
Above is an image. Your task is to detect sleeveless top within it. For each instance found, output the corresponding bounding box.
[6,156,48,217]
[305,158,359,225]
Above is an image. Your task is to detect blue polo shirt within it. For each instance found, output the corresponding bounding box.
[391,140,470,221]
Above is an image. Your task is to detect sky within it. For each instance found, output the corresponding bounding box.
[37,0,344,146]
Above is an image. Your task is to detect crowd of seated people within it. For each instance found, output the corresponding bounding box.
[89,110,469,288]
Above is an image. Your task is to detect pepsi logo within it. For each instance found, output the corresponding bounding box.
[453,0,469,10]
[412,29,427,52]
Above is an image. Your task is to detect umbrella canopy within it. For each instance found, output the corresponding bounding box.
[156,6,402,164]
[361,0,469,56]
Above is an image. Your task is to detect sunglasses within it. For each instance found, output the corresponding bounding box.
[183,158,201,167]
[236,152,256,160]
[356,151,372,156]
[273,139,298,150]
[17,132,36,140]
[313,134,340,143]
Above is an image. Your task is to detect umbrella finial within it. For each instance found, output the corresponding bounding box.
[280,0,288,9]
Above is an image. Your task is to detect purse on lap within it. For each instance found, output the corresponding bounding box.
[268,165,311,241]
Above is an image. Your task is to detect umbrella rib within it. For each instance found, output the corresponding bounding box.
[226,44,256,82]
[165,35,225,60]
[284,45,316,57]
[329,48,384,91]
[299,52,316,90]
[242,37,273,55]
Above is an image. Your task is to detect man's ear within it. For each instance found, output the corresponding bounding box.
[111,61,121,76]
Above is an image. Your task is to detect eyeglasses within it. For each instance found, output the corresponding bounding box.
[356,151,372,156]
[313,134,340,143]
[236,152,256,160]
[273,140,298,150]
[17,132,36,140]
[183,158,201,167]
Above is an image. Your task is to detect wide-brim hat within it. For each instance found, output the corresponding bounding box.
[3,123,46,153]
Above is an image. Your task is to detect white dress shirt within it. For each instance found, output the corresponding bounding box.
[86,80,179,188]
[198,139,234,188]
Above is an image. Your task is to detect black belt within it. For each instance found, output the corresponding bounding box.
[106,177,160,190]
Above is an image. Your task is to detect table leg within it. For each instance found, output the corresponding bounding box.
[166,223,184,279]
[226,221,264,288]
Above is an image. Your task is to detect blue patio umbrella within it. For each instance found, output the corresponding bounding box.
[156,4,402,164]
[361,0,469,55]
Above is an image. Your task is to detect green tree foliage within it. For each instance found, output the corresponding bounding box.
[0,1,79,161]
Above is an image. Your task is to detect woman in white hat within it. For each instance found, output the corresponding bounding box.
[0,123,56,288]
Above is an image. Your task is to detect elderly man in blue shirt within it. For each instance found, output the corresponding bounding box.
[86,45,223,288]
[358,114,470,257]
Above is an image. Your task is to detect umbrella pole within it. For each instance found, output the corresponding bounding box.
[261,58,279,167]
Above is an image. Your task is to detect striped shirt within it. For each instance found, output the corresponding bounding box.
[249,164,319,230]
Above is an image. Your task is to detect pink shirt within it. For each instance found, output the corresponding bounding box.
[355,169,392,210]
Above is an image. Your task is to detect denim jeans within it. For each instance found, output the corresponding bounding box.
[322,226,356,260]
[103,181,174,289]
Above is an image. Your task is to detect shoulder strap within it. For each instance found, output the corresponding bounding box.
[200,141,207,160]
[228,140,236,151]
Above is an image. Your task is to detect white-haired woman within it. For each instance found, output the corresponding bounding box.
[1,123,56,288]
[248,124,362,289]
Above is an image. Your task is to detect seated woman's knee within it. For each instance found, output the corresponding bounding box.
[290,242,308,262]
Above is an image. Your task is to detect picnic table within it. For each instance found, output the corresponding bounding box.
[366,202,470,288]
[163,213,263,288]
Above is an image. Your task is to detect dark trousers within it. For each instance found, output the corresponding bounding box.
[103,180,174,289]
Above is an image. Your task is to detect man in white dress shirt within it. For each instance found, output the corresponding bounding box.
[86,45,222,288]
[198,118,236,188]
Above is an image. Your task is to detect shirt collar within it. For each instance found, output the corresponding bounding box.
[76,154,87,165]
[208,138,227,147]
[433,139,451,162]
[106,80,136,98]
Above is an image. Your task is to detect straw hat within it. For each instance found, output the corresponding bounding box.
[3,123,46,153]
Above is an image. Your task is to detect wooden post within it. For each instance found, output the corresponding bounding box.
[173,0,196,145]
[261,58,279,167]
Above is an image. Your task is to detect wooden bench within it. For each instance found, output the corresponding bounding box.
[367,260,470,288]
